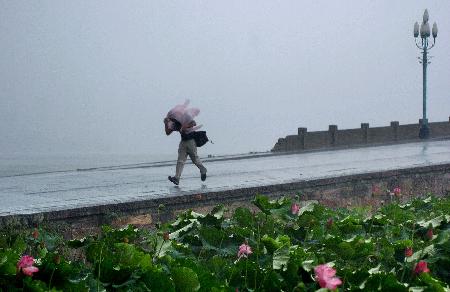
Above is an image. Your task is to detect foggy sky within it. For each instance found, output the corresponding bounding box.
[1,1,449,157]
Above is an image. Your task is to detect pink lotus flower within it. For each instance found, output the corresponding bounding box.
[393,187,401,196]
[291,203,300,215]
[414,261,430,275]
[237,243,252,258]
[405,247,413,257]
[17,255,39,276]
[314,264,342,290]
[426,228,433,240]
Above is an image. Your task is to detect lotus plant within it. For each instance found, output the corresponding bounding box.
[237,242,252,259]
[326,218,334,229]
[17,255,39,277]
[405,247,413,257]
[291,203,300,215]
[426,228,433,240]
[32,229,39,239]
[314,264,342,290]
[414,261,430,275]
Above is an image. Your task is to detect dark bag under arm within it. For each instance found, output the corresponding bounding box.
[193,131,209,147]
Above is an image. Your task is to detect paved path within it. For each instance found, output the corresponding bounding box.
[1,140,450,216]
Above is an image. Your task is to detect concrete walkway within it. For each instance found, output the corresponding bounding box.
[1,140,450,216]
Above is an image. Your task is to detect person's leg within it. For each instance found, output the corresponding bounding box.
[175,140,188,180]
[186,139,207,180]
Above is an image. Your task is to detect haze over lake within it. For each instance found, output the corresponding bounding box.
[1,1,449,162]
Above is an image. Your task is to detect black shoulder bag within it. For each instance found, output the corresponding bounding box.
[193,131,209,147]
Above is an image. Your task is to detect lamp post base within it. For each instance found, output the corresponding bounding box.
[419,125,430,139]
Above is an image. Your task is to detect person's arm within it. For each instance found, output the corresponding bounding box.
[164,118,173,135]
[180,120,196,133]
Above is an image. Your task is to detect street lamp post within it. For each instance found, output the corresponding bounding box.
[414,9,438,139]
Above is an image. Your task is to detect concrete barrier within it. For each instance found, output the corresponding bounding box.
[272,118,450,152]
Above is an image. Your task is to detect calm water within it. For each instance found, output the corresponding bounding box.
[0,153,177,177]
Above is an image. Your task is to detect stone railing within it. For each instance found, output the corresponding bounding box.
[272,117,450,152]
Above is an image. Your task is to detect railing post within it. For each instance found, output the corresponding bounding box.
[329,125,338,146]
[361,123,369,143]
[391,121,399,141]
[298,127,307,150]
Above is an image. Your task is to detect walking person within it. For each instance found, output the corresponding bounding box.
[164,101,207,185]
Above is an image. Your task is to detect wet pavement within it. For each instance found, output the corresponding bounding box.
[1,140,450,216]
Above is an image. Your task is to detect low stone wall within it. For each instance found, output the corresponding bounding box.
[1,163,449,230]
[272,118,450,152]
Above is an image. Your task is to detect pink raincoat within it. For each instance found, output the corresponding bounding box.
[166,100,202,133]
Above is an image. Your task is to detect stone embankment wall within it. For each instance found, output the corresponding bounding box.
[272,118,450,152]
[1,163,449,231]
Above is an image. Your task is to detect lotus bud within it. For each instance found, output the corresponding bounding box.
[54,254,61,265]
[32,229,39,239]
[326,218,334,229]
[163,232,170,241]
[414,261,430,275]
[291,203,300,215]
[426,228,433,240]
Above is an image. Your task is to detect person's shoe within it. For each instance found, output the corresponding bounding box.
[201,172,207,181]
[168,176,179,185]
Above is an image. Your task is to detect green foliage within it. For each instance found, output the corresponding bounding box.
[172,267,200,292]
[1,195,450,291]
